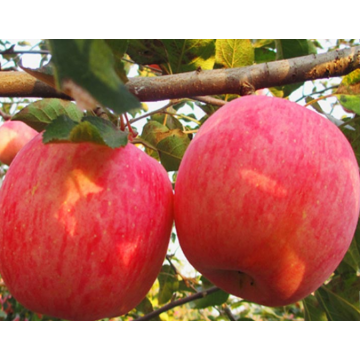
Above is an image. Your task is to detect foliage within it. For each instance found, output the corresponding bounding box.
[1,39,360,321]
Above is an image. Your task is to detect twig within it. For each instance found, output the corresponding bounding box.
[133,286,220,321]
[129,100,183,124]
[191,96,227,107]
[0,109,11,120]
[222,304,237,321]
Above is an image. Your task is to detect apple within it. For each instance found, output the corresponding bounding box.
[174,95,360,307]
[0,134,174,320]
[0,121,38,165]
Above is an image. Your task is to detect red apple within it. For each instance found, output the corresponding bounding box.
[174,95,360,307]
[0,134,173,320]
[0,121,38,165]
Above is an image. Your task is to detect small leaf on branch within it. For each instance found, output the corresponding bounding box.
[140,120,190,171]
[11,98,83,132]
[215,39,254,68]
[335,69,360,114]
[43,115,128,148]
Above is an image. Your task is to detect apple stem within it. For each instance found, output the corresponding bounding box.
[118,114,126,131]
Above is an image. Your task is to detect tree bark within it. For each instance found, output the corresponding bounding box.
[0,46,359,102]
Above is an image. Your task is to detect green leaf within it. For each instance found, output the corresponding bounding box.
[162,39,216,73]
[335,95,360,115]
[43,115,128,148]
[104,39,129,83]
[336,69,360,115]
[192,289,229,309]
[327,273,360,308]
[135,296,155,315]
[48,39,140,114]
[303,295,327,321]
[337,69,360,94]
[215,39,254,68]
[11,99,83,132]
[127,40,168,66]
[157,265,179,305]
[275,39,310,60]
[140,120,190,171]
[156,130,190,171]
[315,285,360,321]
[127,40,216,74]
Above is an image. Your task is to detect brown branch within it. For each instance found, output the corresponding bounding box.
[133,286,220,321]
[127,46,360,101]
[1,46,359,102]
[0,71,71,99]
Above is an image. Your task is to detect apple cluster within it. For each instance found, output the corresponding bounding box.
[0,95,359,320]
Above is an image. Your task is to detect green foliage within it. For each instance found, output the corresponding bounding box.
[215,39,254,68]
[127,39,216,74]
[140,120,190,171]
[11,99,83,132]
[43,115,128,148]
[48,39,140,114]
[335,69,360,115]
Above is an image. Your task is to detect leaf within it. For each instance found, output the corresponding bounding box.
[335,95,360,115]
[127,39,216,74]
[215,39,254,68]
[335,69,360,114]
[162,39,216,74]
[156,130,191,171]
[127,40,168,66]
[275,39,310,60]
[140,120,190,171]
[42,115,128,148]
[337,69,360,95]
[315,285,360,321]
[11,99,83,132]
[48,39,140,114]
[135,296,155,315]
[192,289,229,309]
[302,295,327,321]
[327,273,360,308]
[157,265,179,305]
[104,39,129,83]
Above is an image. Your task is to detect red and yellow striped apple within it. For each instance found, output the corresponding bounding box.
[174,95,360,307]
[0,121,38,165]
[0,134,173,320]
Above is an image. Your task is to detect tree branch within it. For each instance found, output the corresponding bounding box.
[133,286,220,321]
[0,71,71,99]
[1,46,359,102]
[127,46,360,101]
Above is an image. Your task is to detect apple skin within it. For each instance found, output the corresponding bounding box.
[174,95,360,307]
[0,134,174,320]
[0,121,38,165]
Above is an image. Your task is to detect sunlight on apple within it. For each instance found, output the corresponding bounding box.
[57,168,103,236]
[239,168,288,198]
